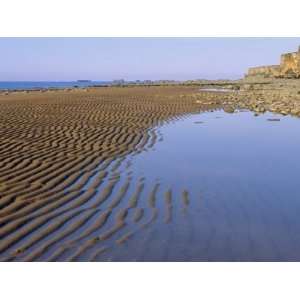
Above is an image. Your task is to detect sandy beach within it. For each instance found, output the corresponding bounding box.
[1,82,300,261]
[0,86,218,261]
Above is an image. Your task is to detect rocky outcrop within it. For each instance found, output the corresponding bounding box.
[246,46,300,79]
[193,78,300,117]
[280,50,300,77]
[247,65,281,78]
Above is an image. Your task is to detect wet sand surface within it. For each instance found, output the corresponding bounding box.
[0,86,209,261]
[1,87,300,261]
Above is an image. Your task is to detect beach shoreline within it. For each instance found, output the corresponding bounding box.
[1,83,300,261]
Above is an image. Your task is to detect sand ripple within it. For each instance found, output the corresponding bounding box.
[0,86,212,261]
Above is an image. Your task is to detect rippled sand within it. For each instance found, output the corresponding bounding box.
[0,86,216,261]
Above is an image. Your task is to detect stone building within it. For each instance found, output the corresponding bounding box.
[246,46,300,78]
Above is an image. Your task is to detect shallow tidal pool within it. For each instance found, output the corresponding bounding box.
[4,109,300,262]
[109,109,300,261]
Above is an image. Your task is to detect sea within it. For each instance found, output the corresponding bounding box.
[0,81,110,90]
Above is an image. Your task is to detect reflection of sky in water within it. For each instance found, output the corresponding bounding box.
[131,110,300,190]
[112,110,300,261]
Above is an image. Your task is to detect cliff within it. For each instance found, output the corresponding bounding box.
[246,46,300,78]
[247,65,281,78]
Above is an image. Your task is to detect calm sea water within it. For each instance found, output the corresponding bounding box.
[0,81,109,90]
[94,110,300,261]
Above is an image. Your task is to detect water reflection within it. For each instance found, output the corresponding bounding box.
[116,110,300,261]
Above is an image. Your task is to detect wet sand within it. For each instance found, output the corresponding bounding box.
[2,84,300,261]
[0,86,218,261]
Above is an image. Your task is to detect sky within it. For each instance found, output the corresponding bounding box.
[1,37,300,81]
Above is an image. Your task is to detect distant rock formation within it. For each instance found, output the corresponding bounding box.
[246,46,300,78]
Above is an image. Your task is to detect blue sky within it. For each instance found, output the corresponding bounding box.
[1,37,300,81]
